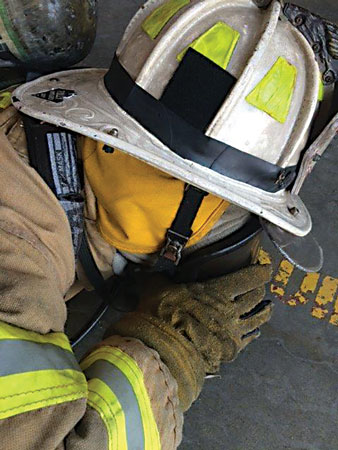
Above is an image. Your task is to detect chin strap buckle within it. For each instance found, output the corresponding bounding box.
[160,230,190,265]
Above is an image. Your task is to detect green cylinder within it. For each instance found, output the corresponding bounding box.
[0,0,97,71]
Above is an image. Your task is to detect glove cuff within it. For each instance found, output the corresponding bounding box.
[109,312,205,412]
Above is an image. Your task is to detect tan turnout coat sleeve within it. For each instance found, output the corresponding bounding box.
[0,106,182,450]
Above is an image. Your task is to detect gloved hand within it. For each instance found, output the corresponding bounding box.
[108,262,272,411]
[140,263,273,372]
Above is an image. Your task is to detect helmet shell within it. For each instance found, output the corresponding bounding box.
[117,0,319,168]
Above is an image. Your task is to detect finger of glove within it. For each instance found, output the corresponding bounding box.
[159,297,226,333]
[188,284,232,315]
[174,313,223,374]
[238,328,261,354]
[233,286,267,316]
[220,329,241,362]
[240,301,273,334]
[201,264,272,299]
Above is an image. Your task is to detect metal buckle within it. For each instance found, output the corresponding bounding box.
[160,231,189,265]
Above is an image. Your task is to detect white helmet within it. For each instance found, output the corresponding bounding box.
[13,0,338,238]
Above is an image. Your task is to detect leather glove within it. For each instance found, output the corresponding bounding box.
[139,263,273,373]
[111,312,205,412]
[108,262,272,411]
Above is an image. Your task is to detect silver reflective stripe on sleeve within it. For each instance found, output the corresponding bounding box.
[0,322,88,420]
[0,339,80,376]
[84,360,145,449]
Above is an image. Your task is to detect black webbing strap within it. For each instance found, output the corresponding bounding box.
[22,114,108,298]
[155,185,207,273]
[78,232,109,300]
[22,114,61,194]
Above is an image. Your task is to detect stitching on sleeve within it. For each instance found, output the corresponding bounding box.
[0,391,87,414]
[0,381,88,400]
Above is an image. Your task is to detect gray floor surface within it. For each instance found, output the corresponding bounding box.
[67,1,338,448]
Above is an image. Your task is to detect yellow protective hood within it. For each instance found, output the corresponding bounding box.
[82,138,229,254]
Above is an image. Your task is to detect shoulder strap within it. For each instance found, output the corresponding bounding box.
[22,114,84,256]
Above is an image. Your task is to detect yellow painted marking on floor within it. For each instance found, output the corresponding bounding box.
[329,314,338,326]
[270,259,338,327]
[314,276,338,306]
[311,307,329,320]
[333,297,338,314]
[301,272,320,294]
[293,292,307,305]
[257,248,272,265]
[288,272,321,305]
[274,260,294,286]
[287,299,297,307]
[328,297,338,326]
[270,285,285,297]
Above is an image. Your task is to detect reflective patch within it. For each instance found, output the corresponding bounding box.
[0,340,80,376]
[246,57,297,124]
[60,199,84,256]
[0,322,87,419]
[0,321,72,352]
[318,79,324,101]
[33,89,76,103]
[0,369,87,420]
[142,0,190,40]
[85,360,144,450]
[87,378,127,450]
[81,346,161,450]
[177,22,240,70]
[46,130,84,255]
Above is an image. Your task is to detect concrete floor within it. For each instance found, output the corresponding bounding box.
[67,1,338,448]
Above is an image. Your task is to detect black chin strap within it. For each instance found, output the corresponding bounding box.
[154,185,207,274]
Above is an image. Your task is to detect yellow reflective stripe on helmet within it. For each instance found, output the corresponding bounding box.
[142,0,190,40]
[177,21,240,70]
[81,347,161,450]
[246,56,297,124]
[0,321,72,352]
[87,378,127,450]
[318,79,324,102]
[0,369,87,420]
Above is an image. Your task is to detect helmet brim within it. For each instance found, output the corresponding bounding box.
[12,68,312,236]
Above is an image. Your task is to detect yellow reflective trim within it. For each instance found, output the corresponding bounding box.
[81,347,161,450]
[0,369,87,419]
[177,21,240,70]
[0,91,11,109]
[87,378,127,450]
[0,321,72,352]
[246,57,297,124]
[318,79,324,101]
[142,0,190,40]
